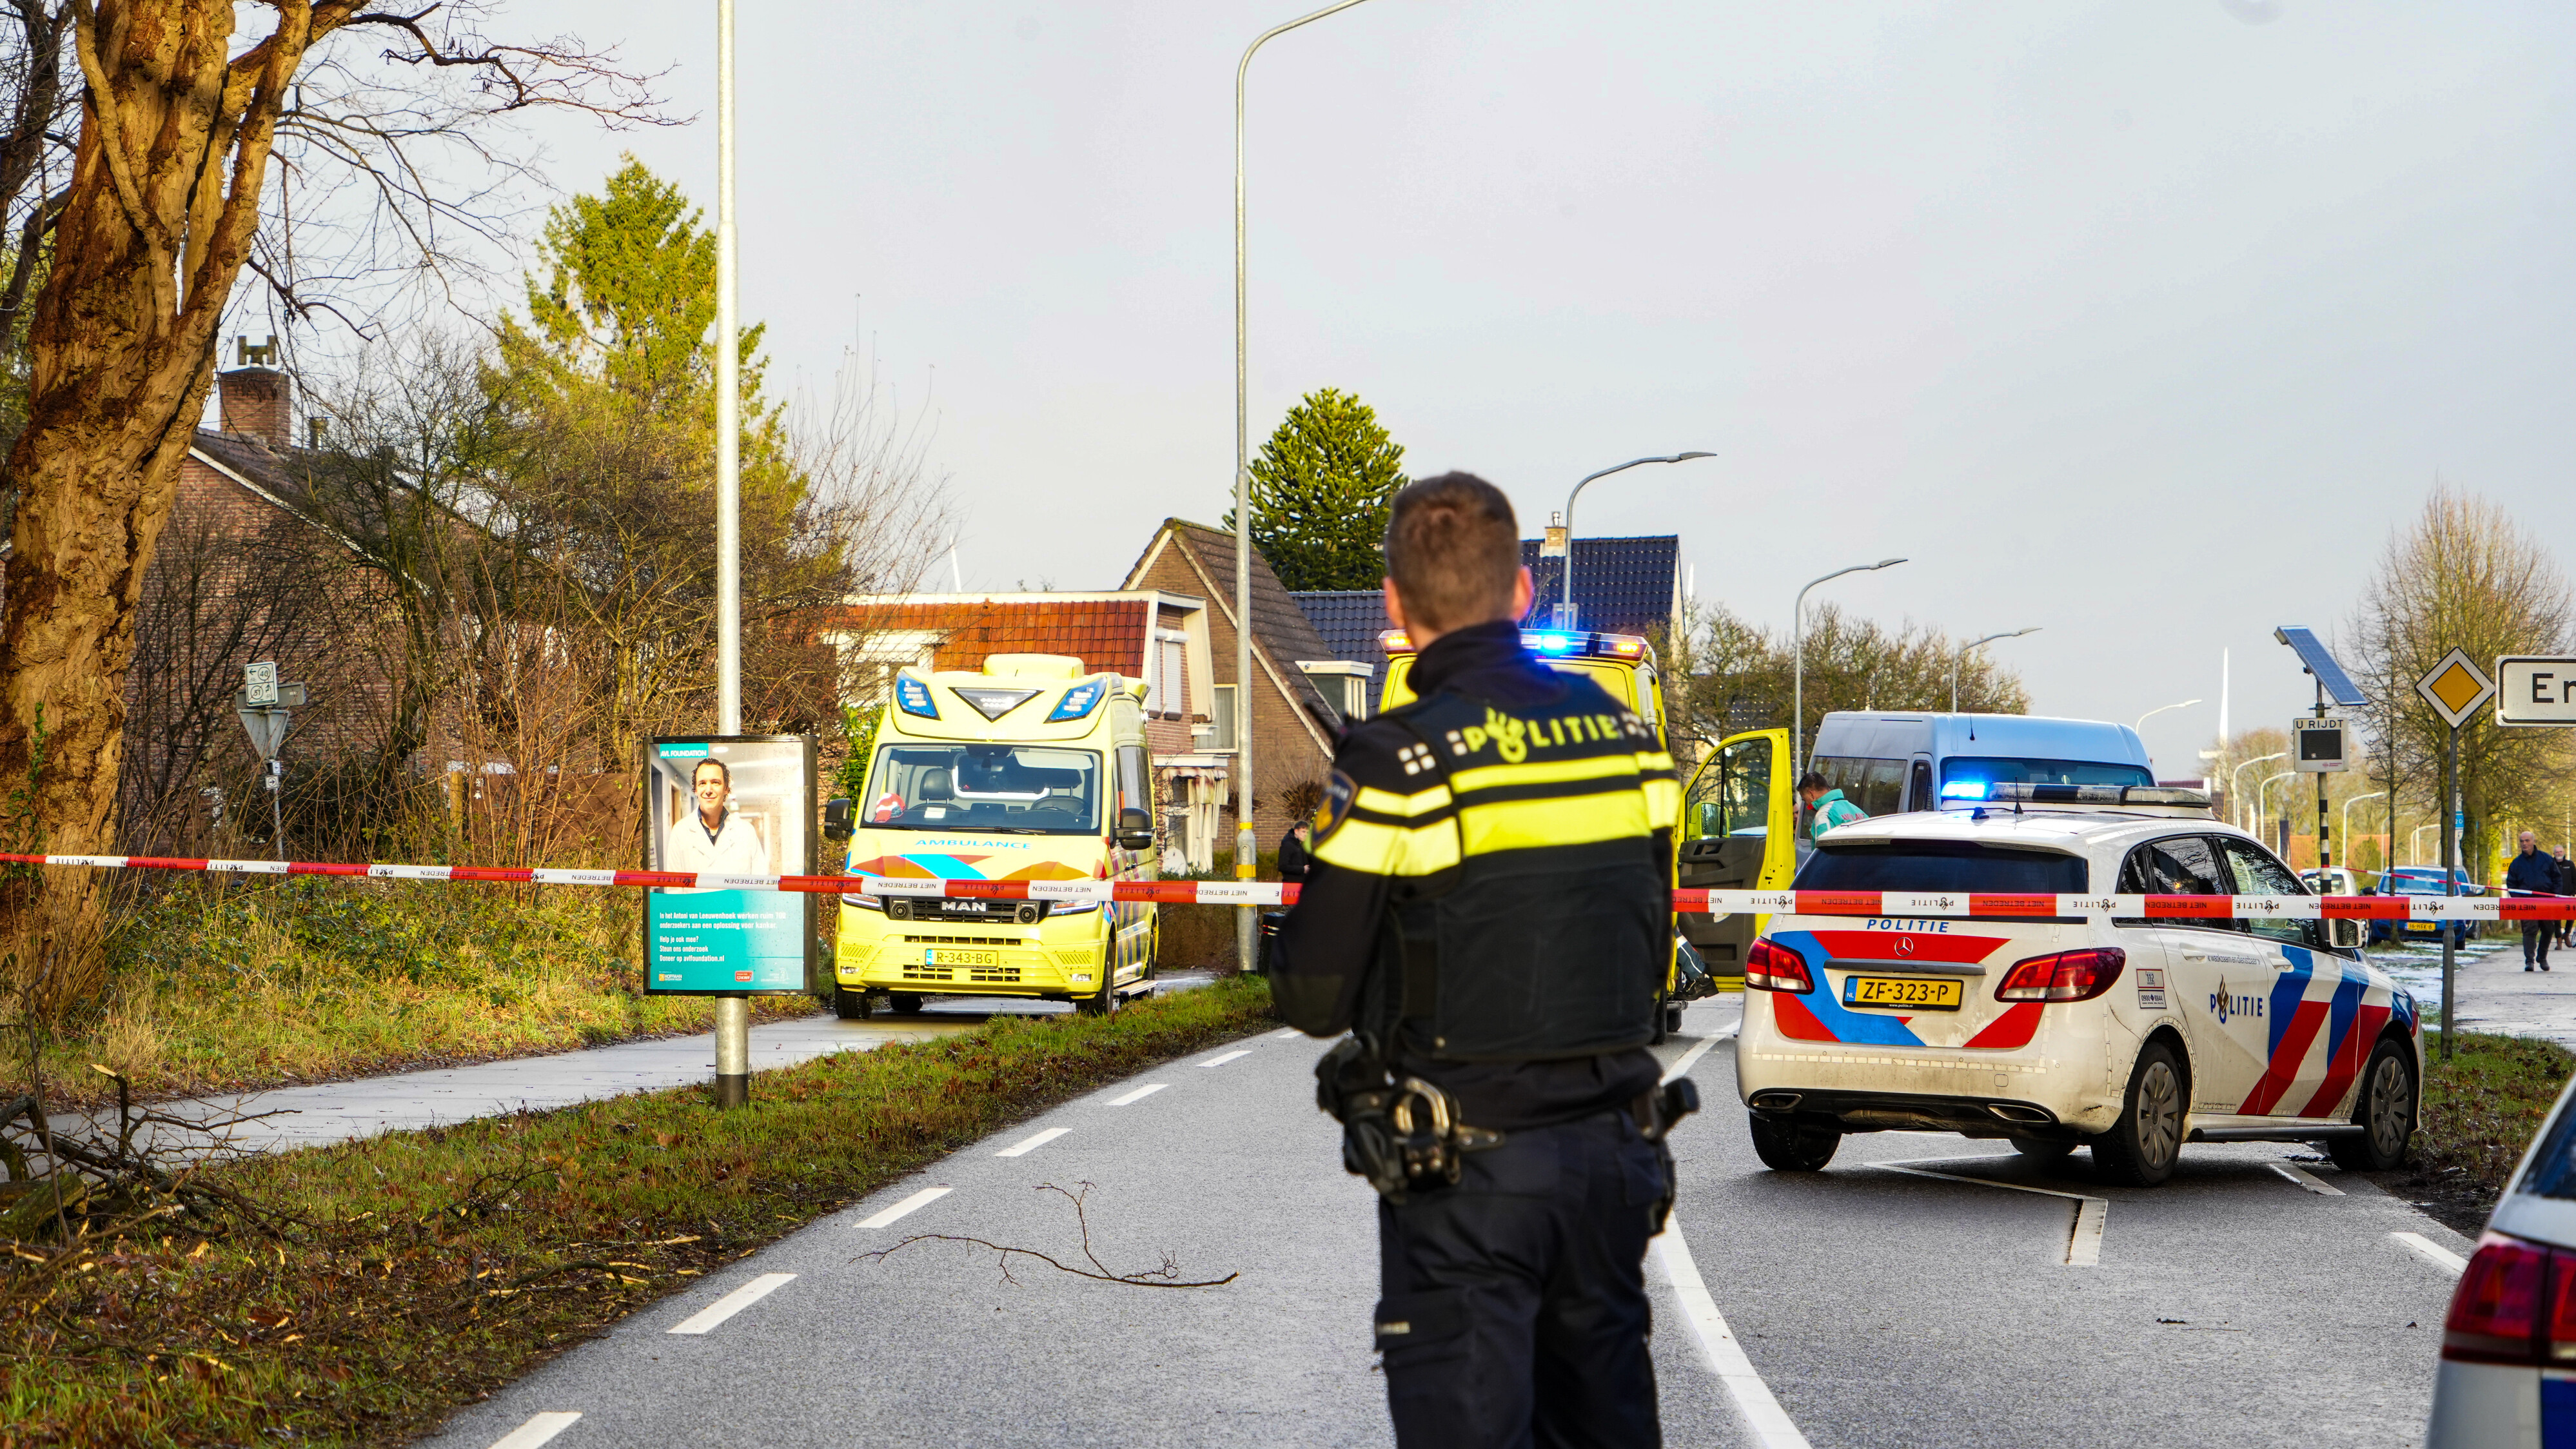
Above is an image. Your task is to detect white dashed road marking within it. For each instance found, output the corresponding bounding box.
[2391,1230,2468,1277]
[485,1413,581,1449]
[1273,1029,1304,1040]
[1662,1035,1722,1085]
[2272,1163,2346,1196]
[995,1127,1070,1158]
[1106,1083,1167,1107]
[854,1187,950,1229]
[1876,1156,2110,1267]
[668,1273,796,1335]
[1199,1050,1253,1069]
[1653,1222,1812,1449]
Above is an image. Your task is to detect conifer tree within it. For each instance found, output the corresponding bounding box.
[1226,388,1407,591]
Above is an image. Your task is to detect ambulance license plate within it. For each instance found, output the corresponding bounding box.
[929,948,999,969]
[1843,975,1963,1010]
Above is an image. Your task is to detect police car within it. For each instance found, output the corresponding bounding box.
[1736,784,2422,1186]
[2427,1070,2576,1446]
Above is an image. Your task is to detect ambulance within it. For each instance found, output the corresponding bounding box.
[823,655,1160,1018]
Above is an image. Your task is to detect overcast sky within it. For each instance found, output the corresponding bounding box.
[495,0,2576,778]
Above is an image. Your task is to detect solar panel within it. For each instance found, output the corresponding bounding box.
[2273,626,2368,707]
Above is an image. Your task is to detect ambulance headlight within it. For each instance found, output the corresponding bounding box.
[841,891,883,911]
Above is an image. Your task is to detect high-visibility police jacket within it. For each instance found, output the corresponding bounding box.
[1273,622,1679,1108]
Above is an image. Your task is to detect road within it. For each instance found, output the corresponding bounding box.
[414,996,2472,1449]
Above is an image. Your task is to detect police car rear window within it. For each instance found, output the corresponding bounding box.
[2514,1096,2576,1200]
[1794,840,2089,894]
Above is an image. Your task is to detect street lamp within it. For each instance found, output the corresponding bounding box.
[2256,770,2295,843]
[2410,823,2436,866]
[1792,557,1907,776]
[1947,628,2040,714]
[1555,453,1716,624]
[2229,751,2285,832]
[1233,0,1377,968]
[2134,698,2203,733]
[2343,792,2386,873]
[711,0,747,1109]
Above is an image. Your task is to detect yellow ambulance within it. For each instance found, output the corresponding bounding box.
[823,655,1159,1018]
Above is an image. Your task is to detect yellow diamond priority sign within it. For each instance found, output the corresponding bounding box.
[2416,648,2495,729]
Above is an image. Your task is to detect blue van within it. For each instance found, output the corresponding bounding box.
[1802,711,2156,819]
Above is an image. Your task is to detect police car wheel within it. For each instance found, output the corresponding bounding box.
[1747,1112,1841,1172]
[832,985,872,1021]
[889,992,924,1016]
[2091,1041,2185,1188]
[2327,1040,2416,1172]
[2010,1138,2074,1162]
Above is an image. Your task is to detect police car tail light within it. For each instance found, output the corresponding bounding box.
[2443,1234,2550,1364]
[1993,947,2125,1003]
[1745,937,1813,994]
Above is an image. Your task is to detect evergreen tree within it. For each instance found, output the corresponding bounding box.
[1225,388,1407,591]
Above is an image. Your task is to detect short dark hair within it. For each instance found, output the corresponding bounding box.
[693,758,731,788]
[1796,771,1828,792]
[1383,472,1520,632]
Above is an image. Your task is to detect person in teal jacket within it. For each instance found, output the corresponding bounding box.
[1797,771,1867,840]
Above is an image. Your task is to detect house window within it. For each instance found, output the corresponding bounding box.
[1150,636,1187,715]
[1195,685,1238,752]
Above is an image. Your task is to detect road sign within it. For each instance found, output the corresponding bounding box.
[2496,656,2576,727]
[2416,649,2495,729]
[237,708,288,761]
[2292,717,2348,772]
[244,660,279,707]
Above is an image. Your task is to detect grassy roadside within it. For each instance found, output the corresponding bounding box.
[32,878,818,1109]
[0,974,1275,1447]
[2391,1029,2576,1234]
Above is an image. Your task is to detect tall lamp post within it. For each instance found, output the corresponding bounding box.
[2343,792,2386,874]
[1947,627,2039,714]
[2257,770,2295,847]
[2134,698,2203,733]
[2411,823,2437,866]
[1555,453,1715,624]
[1792,557,1907,777]
[2229,751,2285,832]
[711,0,747,1109]
[1235,0,1377,967]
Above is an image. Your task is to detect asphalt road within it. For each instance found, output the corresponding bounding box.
[413,997,2473,1449]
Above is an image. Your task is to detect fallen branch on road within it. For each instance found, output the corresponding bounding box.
[860,1181,1237,1289]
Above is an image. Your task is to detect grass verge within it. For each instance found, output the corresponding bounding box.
[35,878,816,1108]
[0,974,1275,1447]
[2392,1029,2576,1234]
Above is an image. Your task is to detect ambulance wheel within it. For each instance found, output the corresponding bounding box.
[1076,980,1117,1017]
[2011,1138,2074,1163]
[888,992,924,1016]
[2328,1039,2417,1172]
[2092,1041,2185,1187]
[832,985,872,1021]
[1747,1112,1841,1172]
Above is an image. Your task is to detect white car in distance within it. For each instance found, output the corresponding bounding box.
[1737,784,2423,1186]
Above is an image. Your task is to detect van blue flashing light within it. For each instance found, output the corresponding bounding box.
[894,675,939,720]
[1047,679,1105,722]
[1941,778,1989,800]
[1531,633,1578,655]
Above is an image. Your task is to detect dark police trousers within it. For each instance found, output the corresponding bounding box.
[1375,1109,1667,1449]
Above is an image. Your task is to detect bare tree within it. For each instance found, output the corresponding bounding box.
[1663,600,2032,765]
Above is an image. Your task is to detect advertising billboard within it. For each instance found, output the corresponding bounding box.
[644,734,818,995]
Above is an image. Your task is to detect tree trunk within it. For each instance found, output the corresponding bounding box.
[0,0,326,1016]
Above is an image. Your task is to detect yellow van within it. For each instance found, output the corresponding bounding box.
[823,655,1159,1018]
[1378,627,1796,1000]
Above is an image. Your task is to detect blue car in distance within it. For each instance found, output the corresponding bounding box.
[2371,866,2483,947]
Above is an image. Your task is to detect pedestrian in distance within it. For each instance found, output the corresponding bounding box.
[1279,819,1313,882]
[2508,830,2559,972]
[2558,846,2575,949]
[1797,770,1866,841]
[1269,472,1692,1449]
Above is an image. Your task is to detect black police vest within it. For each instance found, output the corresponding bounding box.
[1364,681,1671,1063]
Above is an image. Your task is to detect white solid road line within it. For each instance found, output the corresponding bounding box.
[1273,1029,1304,1040]
[667,1273,796,1336]
[1200,1049,1254,1068]
[1878,1156,2110,1267]
[2392,1230,2468,1277]
[1660,1031,1729,1086]
[855,1186,950,1229]
[995,1127,1071,1158]
[1106,1083,1168,1107]
[1653,1223,1813,1449]
[2272,1163,2346,1196]
[485,1413,582,1449]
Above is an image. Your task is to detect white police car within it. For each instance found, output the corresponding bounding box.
[2428,1072,2576,1446]
[1736,785,2422,1187]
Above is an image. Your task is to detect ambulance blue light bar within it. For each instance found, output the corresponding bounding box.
[1378,629,1647,662]
[894,675,939,719]
[1047,678,1106,722]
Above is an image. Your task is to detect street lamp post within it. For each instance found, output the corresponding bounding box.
[2257,770,2295,847]
[711,0,747,1110]
[2134,698,2204,733]
[2229,751,2286,832]
[2343,792,2386,874]
[1235,0,1376,969]
[1556,453,1715,624]
[2411,823,2437,866]
[1947,628,2040,714]
[1792,558,1907,778]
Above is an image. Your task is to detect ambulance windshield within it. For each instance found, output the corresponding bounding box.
[861,745,1102,834]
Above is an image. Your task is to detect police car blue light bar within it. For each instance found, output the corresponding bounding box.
[1960,782,2213,808]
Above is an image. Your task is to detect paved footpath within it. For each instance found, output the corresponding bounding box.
[413,996,2472,1449]
[2374,936,2576,1047]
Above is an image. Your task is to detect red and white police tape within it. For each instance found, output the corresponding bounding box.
[3,852,2573,919]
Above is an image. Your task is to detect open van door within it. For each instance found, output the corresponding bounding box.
[1676,728,1796,981]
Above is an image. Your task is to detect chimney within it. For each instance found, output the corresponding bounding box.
[217,365,290,451]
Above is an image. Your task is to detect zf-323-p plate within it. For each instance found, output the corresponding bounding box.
[1842,974,1963,1011]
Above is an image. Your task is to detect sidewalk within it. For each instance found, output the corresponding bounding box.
[2377,936,2576,1049]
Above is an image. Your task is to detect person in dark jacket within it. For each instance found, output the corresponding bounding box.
[1278,820,1312,882]
[2558,847,2575,949]
[2508,831,2560,971]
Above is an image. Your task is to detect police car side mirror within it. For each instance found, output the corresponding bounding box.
[823,798,854,843]
[1114,806,1154,851]
[2325,918,2364,951]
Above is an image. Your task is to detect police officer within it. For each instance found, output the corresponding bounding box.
[1270,472,1685,1449]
